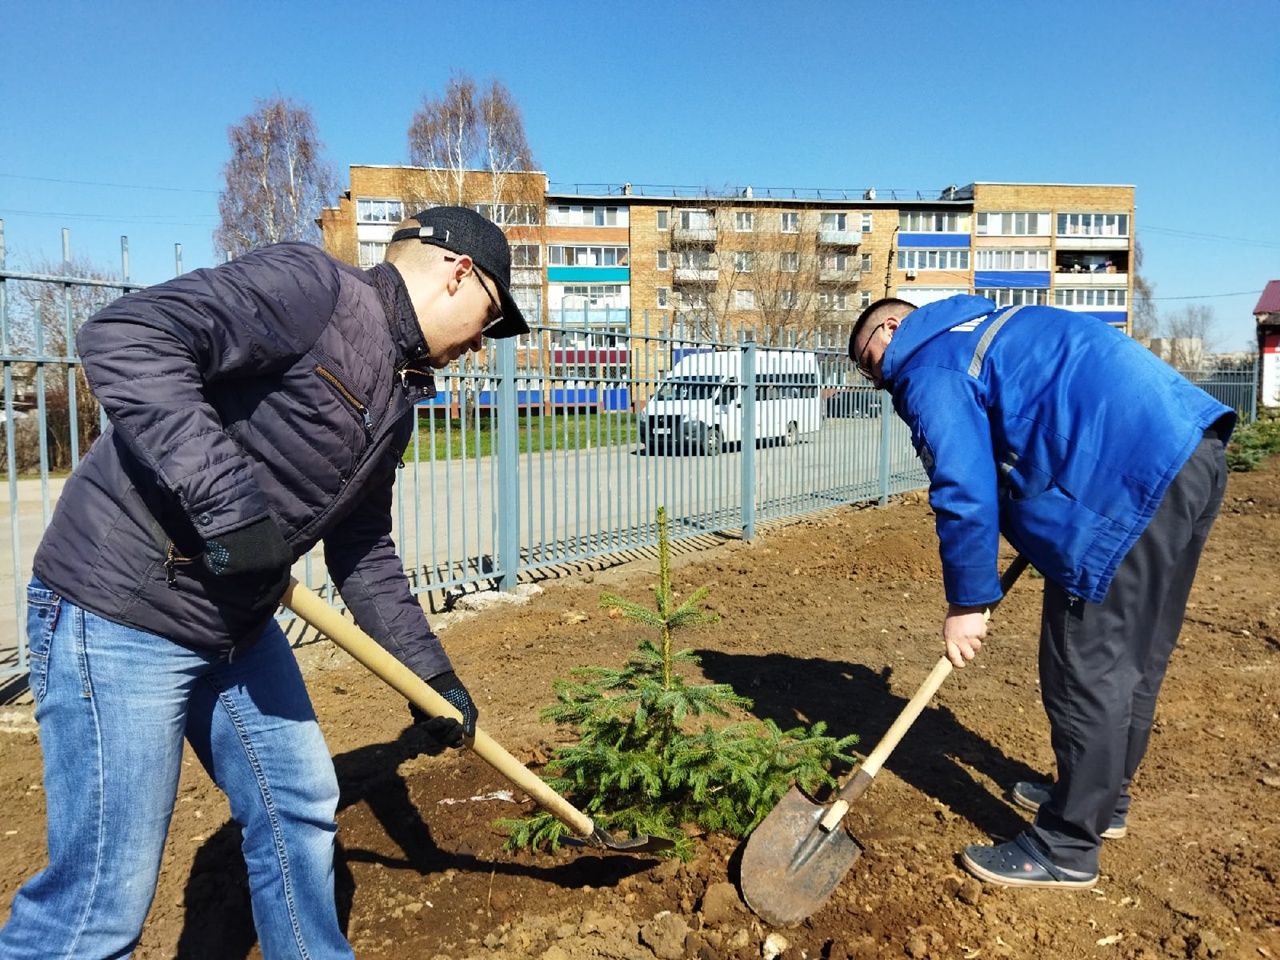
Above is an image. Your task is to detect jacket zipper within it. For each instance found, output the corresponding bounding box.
[315,364,373,432]
[164,542,198,589]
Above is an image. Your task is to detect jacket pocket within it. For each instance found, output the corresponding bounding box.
[315,364,372,433]
[25,580,61,705]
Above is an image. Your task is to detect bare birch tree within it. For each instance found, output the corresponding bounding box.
[1130,239,1158,340]
[214,96,336,258]
[405,73,537,211]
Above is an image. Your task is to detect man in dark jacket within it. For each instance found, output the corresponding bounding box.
[0,207,528,958]
[848,295,1232,889]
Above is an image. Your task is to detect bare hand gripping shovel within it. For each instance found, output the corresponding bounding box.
[282,579,672,855]
[740,555,1029,925]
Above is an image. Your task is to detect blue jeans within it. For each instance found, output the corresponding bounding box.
[0,578,353,959]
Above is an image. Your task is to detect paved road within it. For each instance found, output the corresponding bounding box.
[0,417,924,675]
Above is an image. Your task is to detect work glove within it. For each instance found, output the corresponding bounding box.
[408,671,479,748]
[202,516,292,578]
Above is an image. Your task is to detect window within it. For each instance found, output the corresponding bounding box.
[1054,287,1127,307]
[677,250,714,269]
[818,291,848,310]
[781,290,797,308]
[781,211,799,233]
[860,253,872,271]
[899,211,970,232]
[471,203,540,226]
[977,287,1048,307]
[861,213,873,233]
[734,251,754,272]
[901,287,966,306]
[512,286,542,329]
[975,248,1050,270]
[822,252,850,271]
[544,205,625,227]
[898,249,970,271]
[559,284,626,308]
[860,291,872,308]
[548,245,630,267]
[975,212,1050,236]
[656,249,669,270]
[656,287,669,308]
[511,244,541,267]
[735,289,755,310]
[680,209,713,230]
[735,211,754,232]
[1056,213,1130,237]
[780,251,800,273]
[821,212,848,230]
[356,199,403,224]
[656,209,669,230]
[358,240,386,268]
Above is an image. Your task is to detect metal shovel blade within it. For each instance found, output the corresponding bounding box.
[565,827,676,855]
[740,785,863,927]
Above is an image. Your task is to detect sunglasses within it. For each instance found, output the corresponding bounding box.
[854,321,887,379]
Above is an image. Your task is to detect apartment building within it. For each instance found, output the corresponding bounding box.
[319,171,1136,351]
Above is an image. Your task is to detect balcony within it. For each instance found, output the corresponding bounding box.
[817,228,861,247]
[673,267,718,284]
[1054,271,1129,287]
[1055,234,1130,251]
[819,267,862,283]
[511,268,542,287]
[672,225,717,244]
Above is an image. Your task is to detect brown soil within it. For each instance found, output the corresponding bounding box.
[2,461,1278,960]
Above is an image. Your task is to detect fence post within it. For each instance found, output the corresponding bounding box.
[878,388,892,506]
[740,337,757,540]
[496,336,520,591]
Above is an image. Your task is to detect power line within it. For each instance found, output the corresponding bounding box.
[0,172,219,195]
[1141,225,1280,249]
[0,207,215,226]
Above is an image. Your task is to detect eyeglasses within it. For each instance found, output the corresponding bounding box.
[854,321,887,379]
[445,255,504,333]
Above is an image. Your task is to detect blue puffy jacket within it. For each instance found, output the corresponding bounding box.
[881,295,1234,605]
[33,243,453,680]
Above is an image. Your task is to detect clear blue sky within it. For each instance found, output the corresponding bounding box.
[2,0,1277,349]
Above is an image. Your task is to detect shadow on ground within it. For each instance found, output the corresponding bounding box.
[695,649,1044,840]
[174,721,654,959]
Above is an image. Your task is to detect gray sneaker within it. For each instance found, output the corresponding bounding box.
[1011,781,1128,839]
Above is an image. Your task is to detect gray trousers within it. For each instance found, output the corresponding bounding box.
[1027,435,1227,873]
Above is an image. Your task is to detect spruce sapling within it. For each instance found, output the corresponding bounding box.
[501,507,858,860]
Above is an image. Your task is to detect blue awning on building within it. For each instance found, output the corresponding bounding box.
[974,271,1051,289]
[897,233,970,248]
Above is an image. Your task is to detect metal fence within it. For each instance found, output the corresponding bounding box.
[0,227,929,684]
[2,225,1262,686]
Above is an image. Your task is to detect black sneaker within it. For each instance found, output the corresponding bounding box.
[1011,781,1128,839]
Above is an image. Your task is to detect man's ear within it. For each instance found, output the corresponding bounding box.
[885,315,902,334]
[445,254,473,294]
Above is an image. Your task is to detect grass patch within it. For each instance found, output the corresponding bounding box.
[1226,418,1280,472]
[407,412,639,460]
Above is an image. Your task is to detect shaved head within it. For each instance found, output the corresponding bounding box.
[849,297,916,361]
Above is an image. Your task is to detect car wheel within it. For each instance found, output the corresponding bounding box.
[705,426,723,456]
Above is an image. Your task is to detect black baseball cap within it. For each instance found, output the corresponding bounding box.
[390,206,530,339]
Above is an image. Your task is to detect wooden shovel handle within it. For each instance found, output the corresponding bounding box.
[818,555,1029,831]
[281,579,594,838]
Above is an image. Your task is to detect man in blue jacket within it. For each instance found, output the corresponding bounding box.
[848,295,1232,889]
[0,207,528,958]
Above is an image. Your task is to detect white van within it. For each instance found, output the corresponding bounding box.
[640,349,821,454]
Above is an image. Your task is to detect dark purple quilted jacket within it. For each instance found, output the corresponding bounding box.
[32,243,452,679]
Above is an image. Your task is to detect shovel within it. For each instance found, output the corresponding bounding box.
[281,578,673,855]
[740,555,1030,925]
